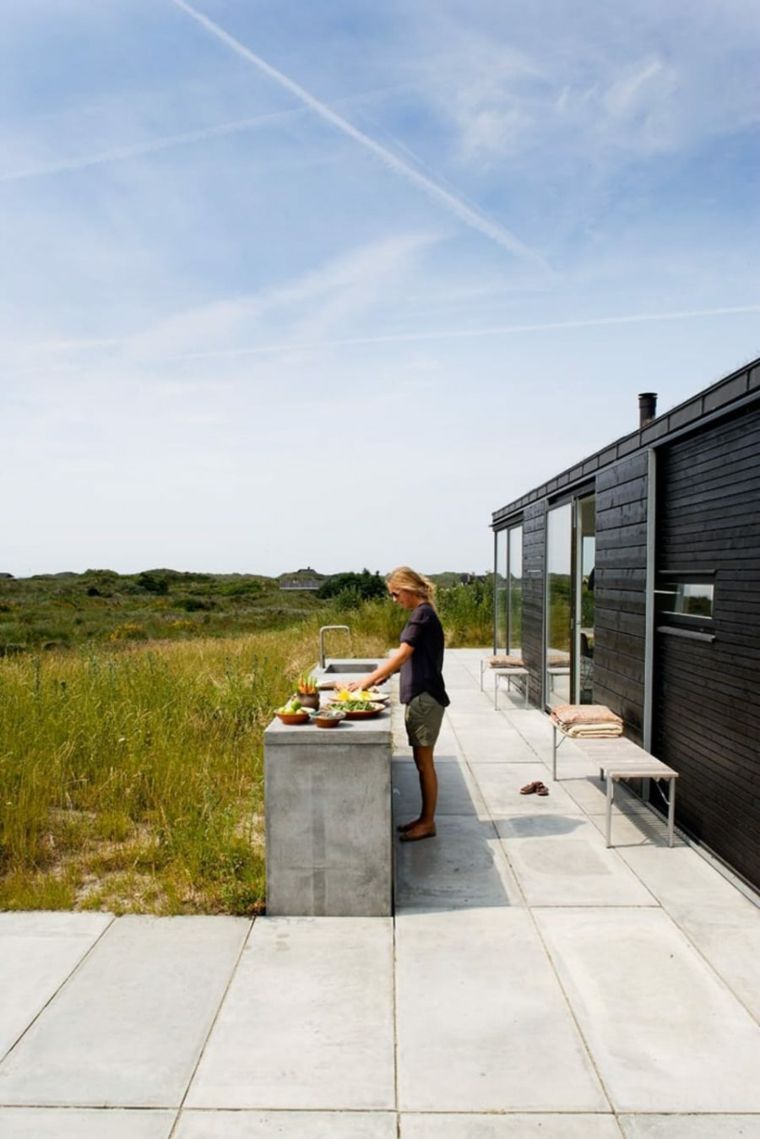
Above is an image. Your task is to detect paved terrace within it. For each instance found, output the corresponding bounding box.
[2,648,760,1138]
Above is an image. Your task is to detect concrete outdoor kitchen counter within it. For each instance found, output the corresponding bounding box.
[264,662,394,917]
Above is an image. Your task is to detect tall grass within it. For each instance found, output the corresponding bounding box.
[0,588,490,915]
[436,581,493,646]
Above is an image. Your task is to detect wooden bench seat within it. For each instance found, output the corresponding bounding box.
[551,715,679,848]
[479,656,530,709]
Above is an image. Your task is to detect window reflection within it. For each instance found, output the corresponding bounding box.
[508,526,522,655]
[545,504,572,706]
[656,578,715,626]
[495,529,508,651]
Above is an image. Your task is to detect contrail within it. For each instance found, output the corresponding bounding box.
[147,303,760,361]
[169,0,546,268]
[5,302,758,370]
[0,110,298,184]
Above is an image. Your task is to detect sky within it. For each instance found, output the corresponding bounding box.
[2,0,759,579]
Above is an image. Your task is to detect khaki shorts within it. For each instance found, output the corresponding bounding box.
[404,691,446,748]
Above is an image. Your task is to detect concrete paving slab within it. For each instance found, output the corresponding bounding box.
[400,1113,624,1138]
[459,739,544,765]
[394,815,522,913]
[0,916,250,1108]
[619,846,759,909]
[392,757,485,818]
[586,808,686,849]
[536,908,760,1112]
[447,731,533,763]
[495,816,657,906]
[446,710,522,726]
[551,755,601,780]
[432,731,461,752]
[185,917,394,1110]
[470,762,584,817]
[561,776,652,815]
[619,847,760,1020]
[618,1116,760,1139]
[175,1110,397,1137]
[0,912,112,1060]
[0,1108,176,1137]
[395,908,607,1112]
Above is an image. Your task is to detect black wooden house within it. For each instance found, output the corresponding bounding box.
[491,354,760,890]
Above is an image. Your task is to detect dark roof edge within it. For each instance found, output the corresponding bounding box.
[492,354,760,528]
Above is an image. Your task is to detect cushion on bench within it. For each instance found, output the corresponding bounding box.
[487,654,524,668]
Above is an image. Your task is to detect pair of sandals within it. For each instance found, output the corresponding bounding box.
[520,780,549,796]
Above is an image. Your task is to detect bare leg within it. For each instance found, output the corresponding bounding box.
[398,746,438,840]
[414,745,437,825]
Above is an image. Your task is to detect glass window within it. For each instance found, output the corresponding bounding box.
[508,526,523,654]
[545,504,572,706]
[657,579,715,623]
[494,529,508,651]
[670,582,714,618]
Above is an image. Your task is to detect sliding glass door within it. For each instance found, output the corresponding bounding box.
[544,494,596,707]
[508,526,523,655]
[545,504,572,706]
[576,494,596,704]
[493,525,523,654]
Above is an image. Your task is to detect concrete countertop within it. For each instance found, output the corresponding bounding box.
[265,714,392,744]
[264,659,393,744]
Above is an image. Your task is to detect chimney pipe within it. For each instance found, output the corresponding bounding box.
[638,392,657,428]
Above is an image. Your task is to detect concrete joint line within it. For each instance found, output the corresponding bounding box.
[0,913,117,1068]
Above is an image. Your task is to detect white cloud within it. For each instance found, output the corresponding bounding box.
[409,1,760,167]
[122,232,436,362]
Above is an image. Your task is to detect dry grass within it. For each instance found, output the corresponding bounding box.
[0,590,489,915]
[0,617,388,914]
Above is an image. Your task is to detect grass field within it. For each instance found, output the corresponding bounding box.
[0,573,492,914]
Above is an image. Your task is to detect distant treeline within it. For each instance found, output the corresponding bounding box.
[0,568,492,654]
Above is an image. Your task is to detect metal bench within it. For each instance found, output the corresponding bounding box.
[552,721,679,848]
[479,657,529,709]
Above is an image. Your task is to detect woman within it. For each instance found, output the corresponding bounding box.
[349,566,449,843]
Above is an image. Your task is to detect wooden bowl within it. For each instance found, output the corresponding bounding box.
[275,711,310,725]
[314,715,343,729]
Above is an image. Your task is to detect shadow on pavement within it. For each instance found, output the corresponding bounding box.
[392,753,519,914]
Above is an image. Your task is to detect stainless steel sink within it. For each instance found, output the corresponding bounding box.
[322,662,377,674]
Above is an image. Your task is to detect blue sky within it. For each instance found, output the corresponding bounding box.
[2,0,759,577]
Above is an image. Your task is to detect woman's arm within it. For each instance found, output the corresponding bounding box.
[347,642,414,690]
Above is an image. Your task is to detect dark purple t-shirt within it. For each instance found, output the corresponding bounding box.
[399,603,450,707]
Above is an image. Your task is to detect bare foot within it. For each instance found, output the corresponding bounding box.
[396,818,422,834]
[398,823,437,843]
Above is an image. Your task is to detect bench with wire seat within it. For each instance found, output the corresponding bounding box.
[550,704,679,848]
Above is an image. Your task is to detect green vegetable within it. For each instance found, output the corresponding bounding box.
[277,698,303,714]
[329,700,379,712]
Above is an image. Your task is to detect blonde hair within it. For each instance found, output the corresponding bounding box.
[387,566,436,605]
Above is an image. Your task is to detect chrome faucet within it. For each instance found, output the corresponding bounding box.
[319,625,350,669]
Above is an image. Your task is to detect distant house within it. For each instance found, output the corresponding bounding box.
[491,354,760,891]
[278,567,325,592]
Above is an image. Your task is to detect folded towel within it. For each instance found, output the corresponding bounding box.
[487,655,524,668]
[551,703,623,727]
[559,723,623,738]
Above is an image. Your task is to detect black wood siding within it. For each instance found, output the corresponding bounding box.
[653,406,760,889]
[593,453,649,742]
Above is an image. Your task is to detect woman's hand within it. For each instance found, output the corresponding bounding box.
[346,678,369,691]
